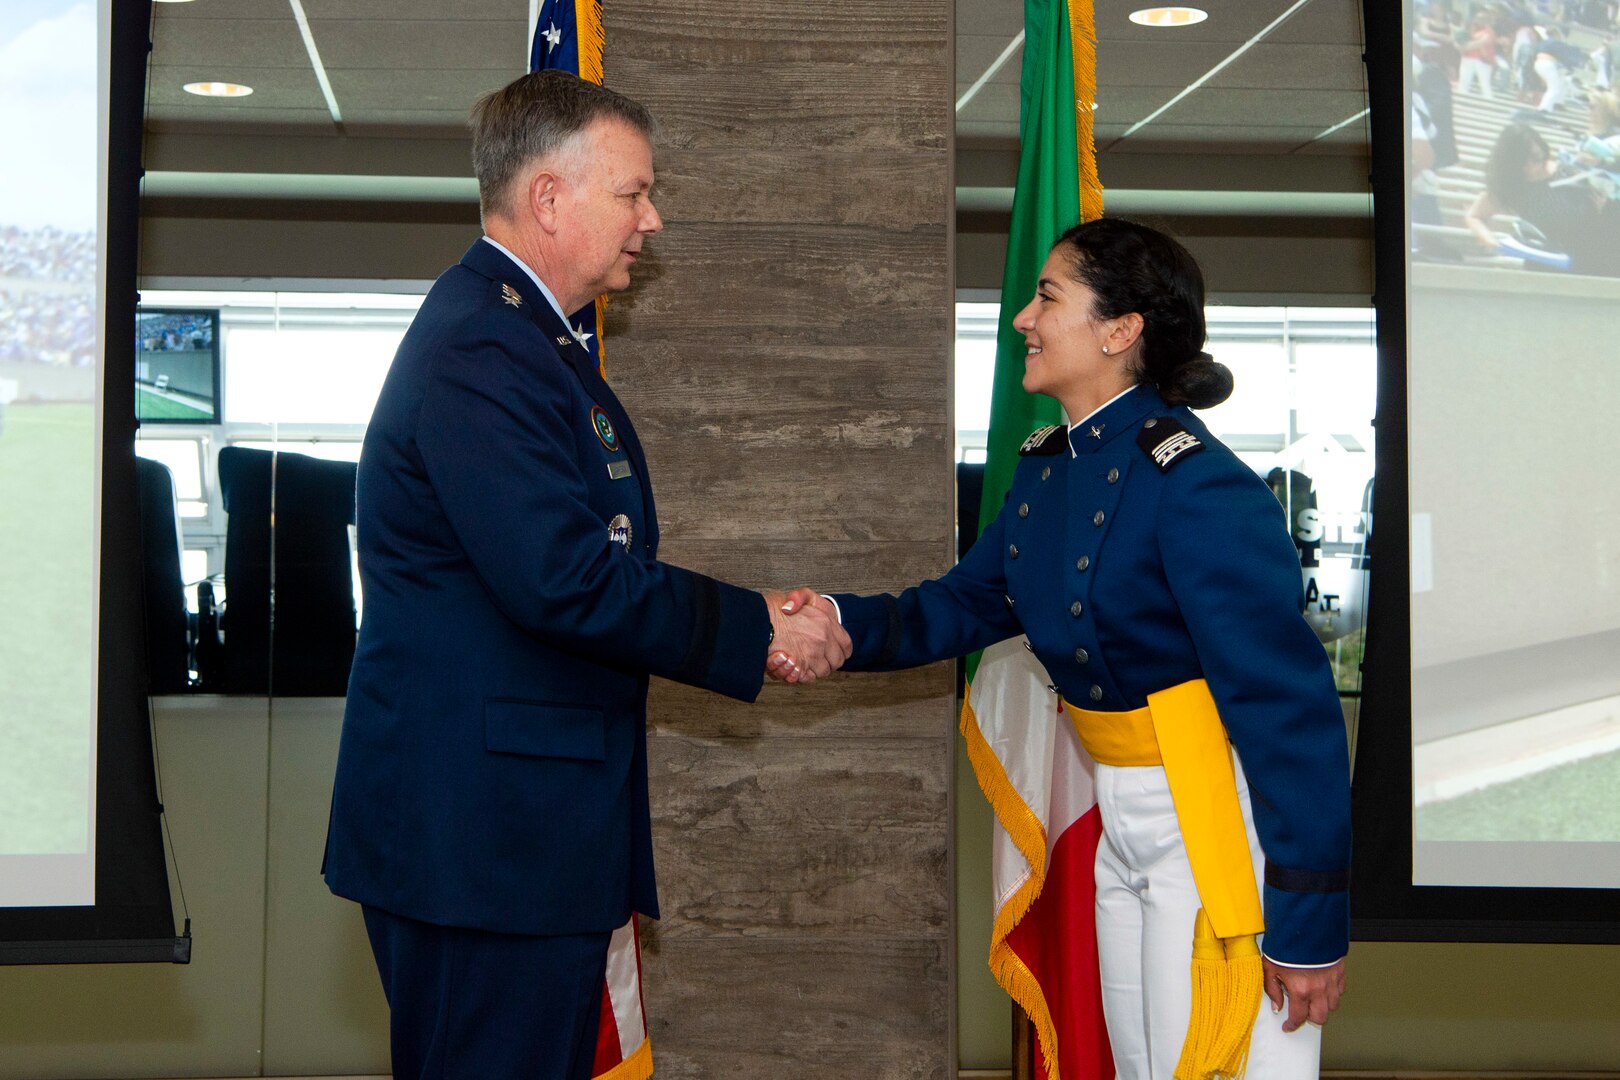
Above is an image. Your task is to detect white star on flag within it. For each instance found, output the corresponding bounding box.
[542,23,562,50]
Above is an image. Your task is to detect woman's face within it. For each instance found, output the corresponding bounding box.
[1524,138,1554,182]
[1011,249,1118,404]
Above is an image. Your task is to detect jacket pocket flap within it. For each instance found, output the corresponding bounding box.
[484,699,605,761]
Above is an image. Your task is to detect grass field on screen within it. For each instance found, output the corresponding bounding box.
[0,402,95,855]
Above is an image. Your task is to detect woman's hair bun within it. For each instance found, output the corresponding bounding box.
[1161,352,1233,410]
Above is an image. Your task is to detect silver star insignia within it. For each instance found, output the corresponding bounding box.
[573,324,594,347]
[1089,423,1105,438]
[542,22,562,50]
[500,284,523,308]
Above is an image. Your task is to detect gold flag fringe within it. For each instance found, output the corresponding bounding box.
[576,0,606,370]
[593,1038,653,1080]
[959,688,1065,1079]
[1069,0,1105,224]
[575,0,605,85]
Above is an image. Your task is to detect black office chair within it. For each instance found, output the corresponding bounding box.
[216,446,359,696]
[136,457,192,694]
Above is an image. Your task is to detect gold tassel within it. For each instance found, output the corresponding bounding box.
[1215,931,1262,1079]
[1173,909,1262,1080]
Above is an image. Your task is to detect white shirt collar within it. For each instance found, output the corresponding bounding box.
[481,236,584,340]
[1066,386,1136,457]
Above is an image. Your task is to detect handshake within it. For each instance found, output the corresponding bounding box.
[762,588,852,684]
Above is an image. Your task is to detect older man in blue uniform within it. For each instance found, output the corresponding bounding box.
[323,71,847,1080]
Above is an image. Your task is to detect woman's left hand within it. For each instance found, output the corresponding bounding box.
[1262,956,1346,1032]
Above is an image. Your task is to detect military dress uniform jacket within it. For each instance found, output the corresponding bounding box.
[830,385,1351,964]
[324,240,772,936]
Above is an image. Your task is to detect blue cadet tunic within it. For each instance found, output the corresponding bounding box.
[325,240,771,938]
[830,384,1350,964]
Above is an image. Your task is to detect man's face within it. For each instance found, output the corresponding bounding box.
[554,117,662,307]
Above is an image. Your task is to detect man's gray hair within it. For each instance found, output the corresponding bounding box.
[470,70,656,221]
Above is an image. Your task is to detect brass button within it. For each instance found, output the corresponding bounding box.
[1107,467,1120,483]
[1076,555,1090,571]
[1018,503,1030,518]
[1093,510,1105,526]
[1089,684,1104,701]
[1074,647,1089,664]
[1004,594,1015,609]
[1041,466,1051,481]
[1009,544,1020,559]
[1069,600,1083,617]
[1144,419,1157,429]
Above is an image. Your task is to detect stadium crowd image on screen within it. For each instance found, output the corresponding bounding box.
[135,308,219,423]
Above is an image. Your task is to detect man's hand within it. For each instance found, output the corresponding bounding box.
[1263,956,1346,1033]
[762,589,849,684]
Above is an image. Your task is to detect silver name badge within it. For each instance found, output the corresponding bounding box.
[607,459,632,480]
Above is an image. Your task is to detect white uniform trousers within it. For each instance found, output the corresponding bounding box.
[1093,755,1322,1080]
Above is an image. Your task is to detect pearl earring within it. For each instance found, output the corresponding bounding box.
[1102,345,1111,354]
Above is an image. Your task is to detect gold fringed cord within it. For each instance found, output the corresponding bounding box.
[574,0,605,85]
[1172,911,1262,1080]
[1067,0,1105,222]
[959,690,1065,1080]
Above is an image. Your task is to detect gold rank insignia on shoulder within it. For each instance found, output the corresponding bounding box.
[1019,425,1067,456]
[500,283,523,308]
[1136,416,1204,472]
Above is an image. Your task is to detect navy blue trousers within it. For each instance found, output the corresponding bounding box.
[362,905,611,1080]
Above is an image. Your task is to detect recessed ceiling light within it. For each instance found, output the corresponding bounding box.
[183,81,254,98]
[1129,7,1209,27]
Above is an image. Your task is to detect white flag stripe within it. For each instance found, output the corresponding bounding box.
[604,917,646,1056]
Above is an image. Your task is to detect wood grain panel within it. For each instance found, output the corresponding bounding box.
[601,222,947,346]
[608,0,946,52]
[594,0,952,1072]
[650,664,954,741]
[652,150,947,228]
[609,57,947,153]
[647,737,948,937]
[638,939,950,1080]
[608,342,952,541]
[650,539,952,594]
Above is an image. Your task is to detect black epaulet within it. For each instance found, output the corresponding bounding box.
[1136,417,1204,472]
[1018,425,1067,456]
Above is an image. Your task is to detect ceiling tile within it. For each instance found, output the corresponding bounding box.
[326,68,513,118]
[1135,86,1369,127]
[309,18,524,70]
[303,0,519,19]
[151,16,311,70]
[1208,42,1367,91]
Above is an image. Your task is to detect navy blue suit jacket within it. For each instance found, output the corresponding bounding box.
[324,240,771,935]
[830,386,1352,964]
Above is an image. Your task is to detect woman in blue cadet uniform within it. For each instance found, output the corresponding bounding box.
[787,218,1351,1080]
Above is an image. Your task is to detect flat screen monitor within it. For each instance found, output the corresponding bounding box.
[134,307,219,424]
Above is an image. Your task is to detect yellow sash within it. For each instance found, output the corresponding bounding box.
[1065,679,1264,1080]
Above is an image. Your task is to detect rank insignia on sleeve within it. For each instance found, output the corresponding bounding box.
[1136,417,1204,472]
[1019,425,1067,455]
[591,405,620,451]
[500,283,523,308]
